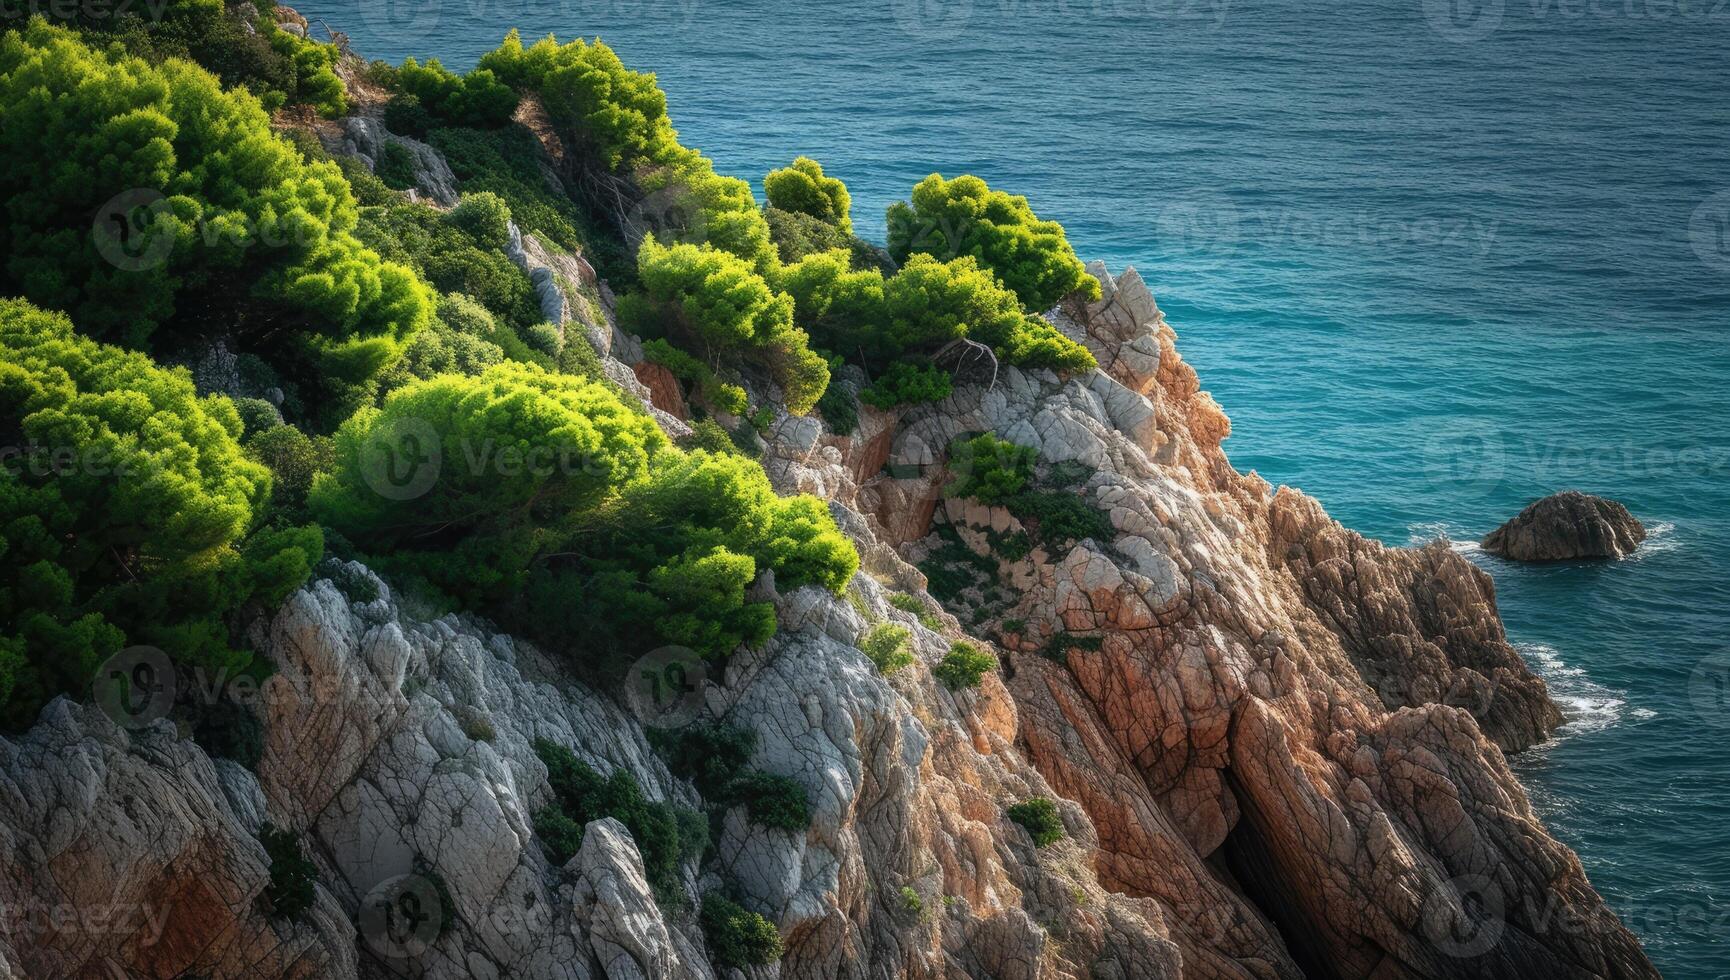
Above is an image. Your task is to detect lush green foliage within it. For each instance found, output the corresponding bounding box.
[947,434,1036,505]
[776,251,1094,374]
[354,197,540,333]
[1006,797,1065,847]
[650,722,811,831]
[701,894,785,968]
[0,22,428,386]
[0,300,319,727]
[389,57,518,129]
[428,125,590,254]
[311,364,854,663]
[887,173,1100,312]
[934,641,997,690]
[531,804,585,864]
[636,241,828,414]
[859,362,953,409]
[764,157,851,234]
[814,370,858,436]
[860,623,914,674]
[899,885,923,915]
[1012,489,1113,547]
[534,739,697,900]
[73,0,346,116]
[259,824,318,919]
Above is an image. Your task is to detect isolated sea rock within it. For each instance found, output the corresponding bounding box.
[1482,490,1647,561]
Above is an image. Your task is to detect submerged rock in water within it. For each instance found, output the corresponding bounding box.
[1482,491,1647,561]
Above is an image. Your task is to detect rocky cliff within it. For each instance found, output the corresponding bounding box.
[0,243,1658,978]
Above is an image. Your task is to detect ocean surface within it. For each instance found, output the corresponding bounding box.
[299,0,1730,973]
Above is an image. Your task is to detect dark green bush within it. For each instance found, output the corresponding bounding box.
[947,434,1036,505]
[934,642,997,690]
[650,723,758,798]
[534,740,691,900]
[887,173,1100,313]
[1011,490,1112,547]
[392,57,518,130]
[814,371,859,435]
[374,142,420,191]
[355,201,541,333]
[533,805,585,864]
[1006,797,1065,848]
[384,93,435,139]
[725,770,811,832]
[259,824,318,919]
[427,125,590,255]
[860,361,953,409]
[888,592,943,631]
[860,623,914,674]
[701,894,784,968]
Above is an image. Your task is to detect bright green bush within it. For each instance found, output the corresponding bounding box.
[391,57,518,129]
[259,824,318,919]
[637,241,828,414]
[701,894,784,969]
[947,434,1036,505]
[311,364,855,664]
[0,299,320,727]
[776,251,1094,374]
[446,192,515,251]
[899,885,923,915]
[859,362,953,409]
[1006,797,1065,847]
[934,641,997,690]
[887,173,1100,312]
[0,21,428,384]
[860,623,914,674]
[764,157,852,234]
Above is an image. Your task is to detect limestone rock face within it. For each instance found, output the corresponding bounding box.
[1482,491,1647,561]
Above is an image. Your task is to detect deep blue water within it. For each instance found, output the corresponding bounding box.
[300,0,1730,973]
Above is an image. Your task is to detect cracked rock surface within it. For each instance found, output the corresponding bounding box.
[1481,490,1647,561]
[0,260,1657,980]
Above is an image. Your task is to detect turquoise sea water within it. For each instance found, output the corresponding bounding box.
[300,0,1730,973]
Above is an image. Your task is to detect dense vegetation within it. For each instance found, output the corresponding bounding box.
[532,739,703,899]
[1007,797,1066,848]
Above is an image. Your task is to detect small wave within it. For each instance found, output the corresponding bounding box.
[1628,520,1680,561]
[1406,521,1480,554]
[1519,642,1639,738]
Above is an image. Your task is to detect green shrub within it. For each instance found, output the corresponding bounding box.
[374,142,420,191]
[815,372,858,436]
[637,241,827,414]
[1037,632,1103,662]
[533,805,585,864]
[934,642,996,690]
[947,434,1037,505]
[0,22,429,383]
[534,740,693,900]
[311,365,855,664]
[640,338,747,416]
[776,250,1094,375]
[764,157,852,234]
[446,192,515,251]
[1011,490,1112,547]
[860,623,914,674]
[887,173,1100,312]
[899,885,923,916]
[523,322,564,356]
[725,770,810,832]
[428,125,589,255]
[355,201,542,333]
[391,57,518,129]
[888,593,942,631]
[679,419,749,457]
[384,93,434,138]
[701,895,784,968]
[650,722,758,798]
[259,824,318,919]
[860,362,953,409]
[765,206,851,264]
[0,300,319,727]
[233,397,284,436]
[1006,797,1065,848]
